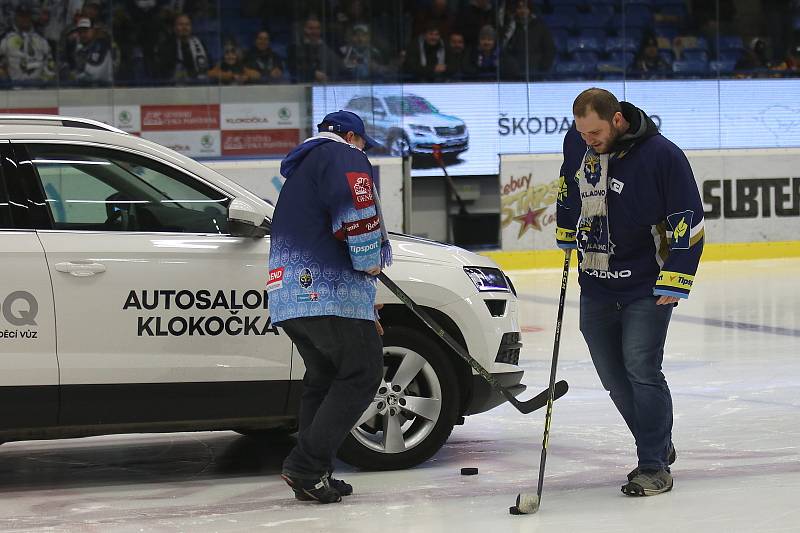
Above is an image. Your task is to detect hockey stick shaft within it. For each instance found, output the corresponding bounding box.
[433,145,468,215]
[378,272,567,415]
[534,248,572,504]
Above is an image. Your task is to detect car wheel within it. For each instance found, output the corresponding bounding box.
[337,326,460,470]
[387,133,411,157]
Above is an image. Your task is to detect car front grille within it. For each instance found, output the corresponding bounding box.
[434,125,466,136]
[495,332,522,365]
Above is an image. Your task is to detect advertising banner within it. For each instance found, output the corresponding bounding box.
[500,154,562,251]
[220,129,299,156]
[313,84,500,177]
[141,104,220,131]
[501,148,800,251]
[142,130,221,158]
[220,102,300,130]
[315,79,800,177]
[0,106,58,114]
[693,149,800,243]
[59,105,141,133]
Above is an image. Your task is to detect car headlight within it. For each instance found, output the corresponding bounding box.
[464,267,511,293]
[409,124,433,133]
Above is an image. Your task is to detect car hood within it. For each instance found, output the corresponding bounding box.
[402,113,464,128]
[388,233,496,269]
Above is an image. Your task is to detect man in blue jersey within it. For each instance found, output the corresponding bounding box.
[268,110,391,503]
[556,88,704,497]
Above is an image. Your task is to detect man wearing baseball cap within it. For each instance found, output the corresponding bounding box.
[268,110,389,503]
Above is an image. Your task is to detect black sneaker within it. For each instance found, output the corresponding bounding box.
[327,475,353,497]
[288,472,352,501]
[281,473,342,504]
[622,468,673,497]
[627,444,677,482]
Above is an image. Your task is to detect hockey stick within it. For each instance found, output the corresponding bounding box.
[511,248,572,515]
[432,144,468,216]
[378,272,568,415]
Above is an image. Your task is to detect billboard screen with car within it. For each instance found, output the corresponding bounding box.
[313,79,800,177]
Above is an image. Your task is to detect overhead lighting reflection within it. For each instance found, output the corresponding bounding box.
[31,159,110,165]
[152,239,221,250]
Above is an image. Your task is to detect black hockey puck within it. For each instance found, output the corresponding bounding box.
[460,467,479,475]
[509,506,522,515]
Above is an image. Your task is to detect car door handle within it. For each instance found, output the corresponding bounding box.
[54,261,107,277]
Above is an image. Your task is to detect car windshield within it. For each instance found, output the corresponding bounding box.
[384,96,438,116]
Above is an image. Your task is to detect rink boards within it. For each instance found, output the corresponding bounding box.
[492,148,800,267]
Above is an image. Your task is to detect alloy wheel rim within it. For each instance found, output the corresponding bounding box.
[350,347,442,454]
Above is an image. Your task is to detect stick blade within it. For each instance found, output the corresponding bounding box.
[515,379,569,414]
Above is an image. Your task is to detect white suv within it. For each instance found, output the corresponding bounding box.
[0,115,523,470]
[344,94,469,159]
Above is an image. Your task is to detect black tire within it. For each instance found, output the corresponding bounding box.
[337,325,460,470]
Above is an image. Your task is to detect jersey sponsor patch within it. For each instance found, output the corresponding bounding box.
[267,267,284,291]
[666,210,693,250]
[299,268,313,289]
[349,237,380,256]
[296,292,320,303]
[657,270,694,290]
[346,172,374,209]
[344,215,381,237]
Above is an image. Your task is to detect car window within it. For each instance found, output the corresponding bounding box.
[371,98,385,113]
[385,96,437,116]
[24,144,231,234]
[349,98,368,112]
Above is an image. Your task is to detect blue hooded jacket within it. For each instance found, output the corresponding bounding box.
[267,134,386,324]
[556,102,705,302]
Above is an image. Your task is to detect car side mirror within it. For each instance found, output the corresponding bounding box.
[228,198,270,238]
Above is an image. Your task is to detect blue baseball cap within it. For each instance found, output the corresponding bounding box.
[317,110,381,151]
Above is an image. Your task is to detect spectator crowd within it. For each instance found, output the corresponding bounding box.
[0,0,797,87]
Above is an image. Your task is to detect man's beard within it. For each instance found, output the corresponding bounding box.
[596,125,624,154]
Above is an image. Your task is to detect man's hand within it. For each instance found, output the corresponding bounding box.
[366,267,381,276]
[656,295,680,305]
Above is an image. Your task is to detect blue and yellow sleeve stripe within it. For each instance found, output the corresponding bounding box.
[654,270,694,299]
[556,226,577,249]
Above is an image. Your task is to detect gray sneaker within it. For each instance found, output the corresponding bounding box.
[622,468,673,496]
[627,444,676,482]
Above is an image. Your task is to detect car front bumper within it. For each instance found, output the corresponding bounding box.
[412,138,469,154]
[464,370,525,415]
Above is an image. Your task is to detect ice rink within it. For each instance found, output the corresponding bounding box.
[0,258,798,532]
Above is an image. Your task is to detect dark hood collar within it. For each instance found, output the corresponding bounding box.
[611,101,659,153]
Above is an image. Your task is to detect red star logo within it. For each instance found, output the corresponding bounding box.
[514,207,547,238]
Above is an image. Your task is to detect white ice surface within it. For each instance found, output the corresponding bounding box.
[0,259,798,532]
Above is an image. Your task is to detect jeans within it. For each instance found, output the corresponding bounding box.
[280,315,383,479]
[579,293,675,470]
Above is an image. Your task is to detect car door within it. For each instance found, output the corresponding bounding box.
[0,142,58,430]
[13,141,293,427]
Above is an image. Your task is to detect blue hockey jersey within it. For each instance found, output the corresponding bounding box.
[556,102,704,302]
[267,133,386,324]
